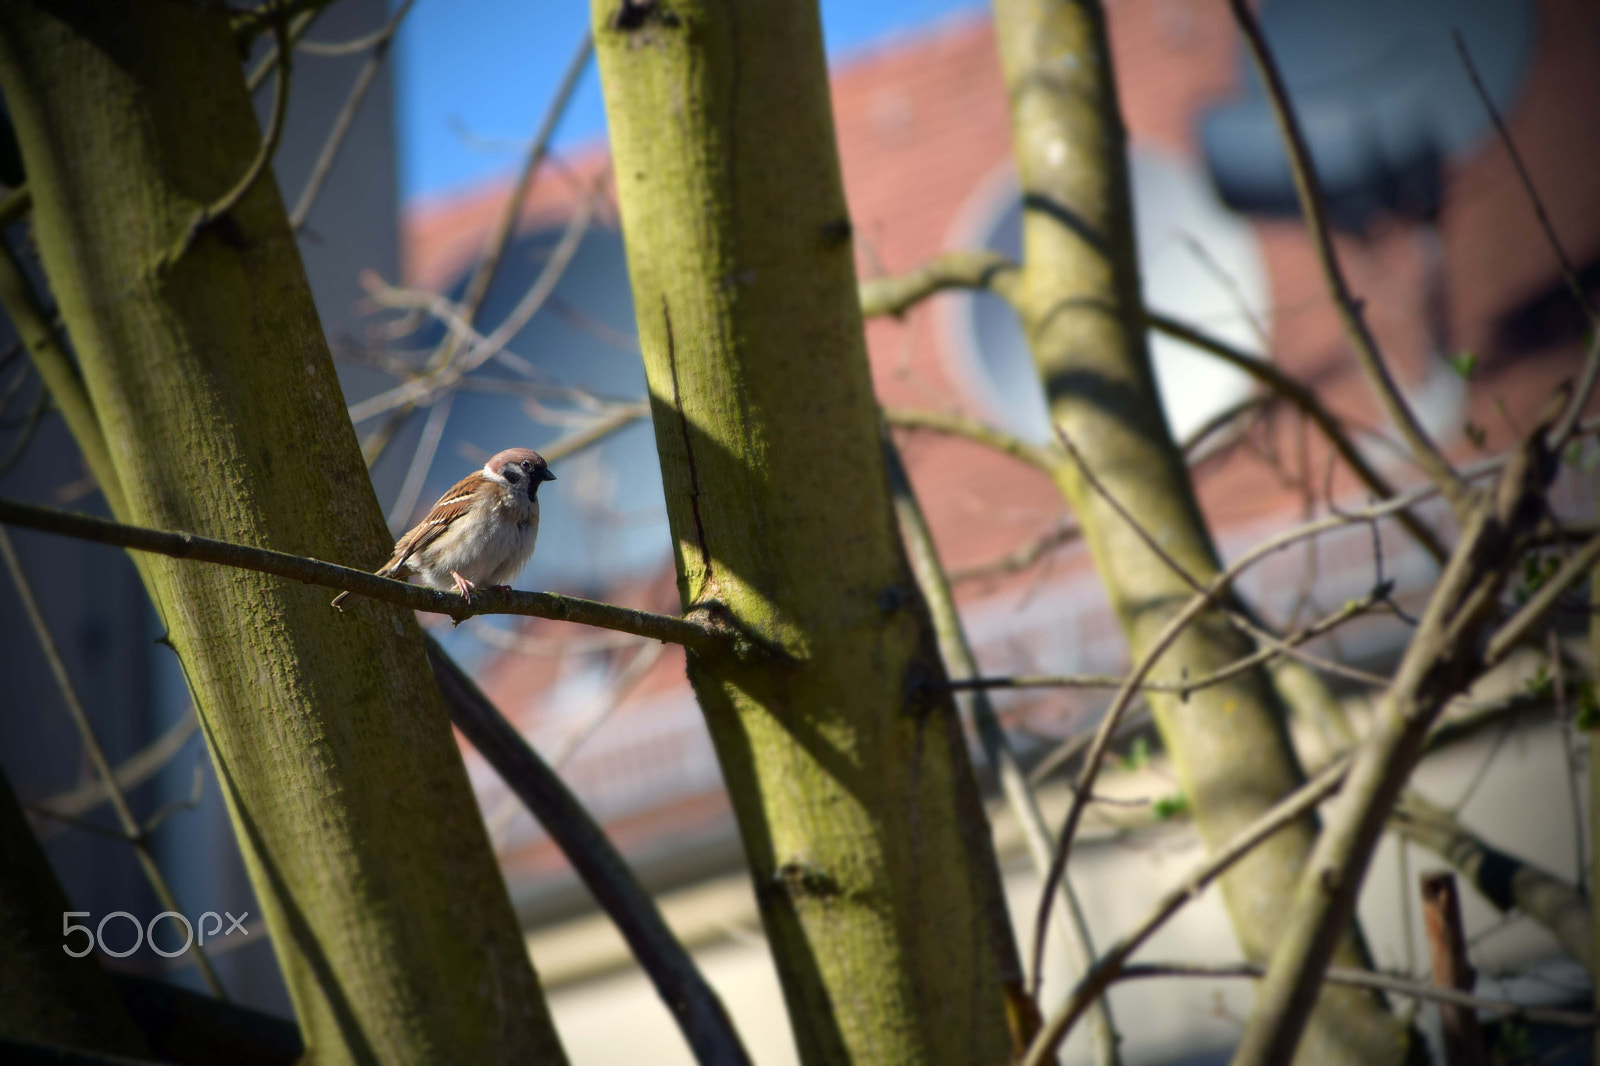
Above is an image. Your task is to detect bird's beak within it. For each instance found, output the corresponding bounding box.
[540,469,557,482]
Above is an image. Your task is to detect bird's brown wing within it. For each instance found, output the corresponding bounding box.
[382,472,483,574]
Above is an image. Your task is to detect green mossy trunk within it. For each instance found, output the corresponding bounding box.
[990,1,1410,1061]
[590,1,1018,1062]
[0,6,566,1063]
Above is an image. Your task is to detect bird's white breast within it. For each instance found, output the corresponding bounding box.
[413,484,540,590]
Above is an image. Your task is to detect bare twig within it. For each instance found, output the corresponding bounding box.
[1227,0,1465,510]
[32,710,200,823]
[884,433,1117,1064]
[947,520,1080,585]
[386,390,454,528]
[0,384,47,476]
[231,0,328,48]
[1452,34,1595,328]
[169,13,292,266]
[296,5,410,56]
[246,8,320,93]
[485,640,666,840]
[361,32,594,465]
[858,249,1022,318]
[427,638,753,1066]
[1024,467,1494,998]
[0,496,749,657]
[352,191,599,424]
[541,403,652,463]
[885,406,1060,474]
[853,250,1453,564]
[1022,757,1350,1066]
[1452,34,1600,450]
[951,590,1382,698]
[0,221,125,515]
[1229,428,1577,1066]
[0,529,225,997]
[465,622,653,658]
[1149,312,1449,563]
[454,35,593,343]
[1112,961,1598,1030]
[288,0,417,231]
[1394,786,1593,978]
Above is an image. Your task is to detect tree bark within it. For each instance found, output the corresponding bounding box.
[589,1,1018,1062]
[989,0,1409,1061]
[0,5,566,1063]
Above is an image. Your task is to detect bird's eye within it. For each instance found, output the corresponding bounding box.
[522,460,533,470]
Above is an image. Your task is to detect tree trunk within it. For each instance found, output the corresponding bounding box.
[589,1,1018,1062]
[989,1,1410,1061]
[0,6,567,1063]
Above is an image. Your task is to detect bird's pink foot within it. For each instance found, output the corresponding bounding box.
[450,570,477,604]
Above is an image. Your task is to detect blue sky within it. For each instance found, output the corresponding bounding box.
[394,0,987,202]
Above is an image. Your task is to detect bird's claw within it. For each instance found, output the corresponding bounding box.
[450,571,477,604]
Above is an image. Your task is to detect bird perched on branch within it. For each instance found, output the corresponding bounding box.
[332,448,556,610]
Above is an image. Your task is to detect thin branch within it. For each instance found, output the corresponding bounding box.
[1226,0,1465,511]
[884,432,1118,1064]
[1025,469,1476,997]
[231,0,330,48]
[541,402,651,463]
[32,710,199,822]
[951,589,1382,697]
[1149,311,1449,563]
[0,383,48,476]
[1228,426,1571,1066]
[854,249,1454,567]
[351,190,599,424]
[1113,961,1599,1030]
[1485,533,1600,662]
[858,249,1022,319]
[169,13,292,266]
[1452,34,1595,328]
[360,33,593,465]
[0,529,225,997]
[453,34,593,339]
[947,520,1080,586]
[465,621,652,658]
[427,638,753,1066]
[0,496,749,658]
[1021,757,1351,1066]
[1451,34,1600,451]
[288,0,417,231]
[387,390,453,528]
[0,229,125,516]
[485,640,666,840]
[295,8,410,56]
[1057,422,1397,695]
[884,406,1060,474]
[246,7,320,93]
[1393,792,1592,978]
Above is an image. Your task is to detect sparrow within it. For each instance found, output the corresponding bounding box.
[332,448,556,610]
